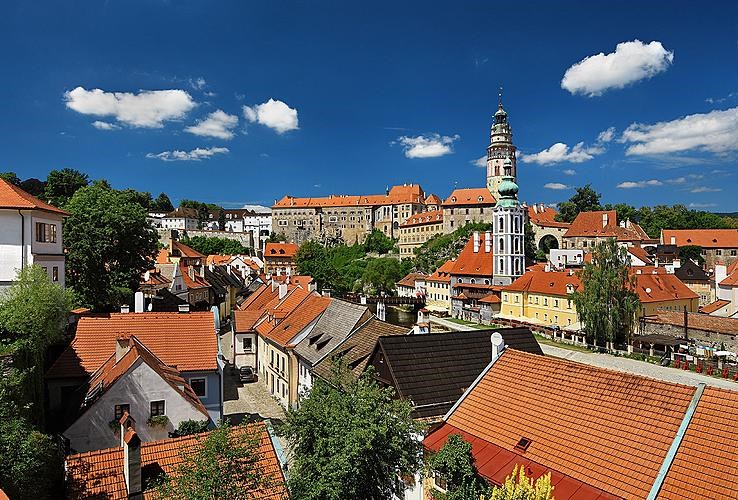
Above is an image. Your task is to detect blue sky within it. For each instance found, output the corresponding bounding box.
[1,1,737,211]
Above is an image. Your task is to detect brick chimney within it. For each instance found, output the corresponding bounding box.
[484,231,492,253]
[473,232,480,253]
[122,427,143,498]
[115,335,131,362]
[602,213,609,228]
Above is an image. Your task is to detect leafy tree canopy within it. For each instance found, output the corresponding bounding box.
[180,235,250,256]
[175,419,210,437]
[360,257,410,295]
[363,229,396,255]
[44,168,89,208]
[64,184,159,311]
[555,184,602,223]
[426,434,491,500]
[19,178,46,197]
[572,239,640,347]
[679,245,704,266]
[413,222,493,274]
[284,363,422,499]
[0,171,21,186]
[152,192,175,212]
[266,232,287,243]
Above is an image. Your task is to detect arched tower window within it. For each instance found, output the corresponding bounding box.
[499,217,504,231]
[499,258,504,272]
[499,238,504,252]
[514,237,520,252]
[515,259,521,275]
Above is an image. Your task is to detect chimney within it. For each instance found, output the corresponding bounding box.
[539,203,545,213]
[278,283,288,300]
[473,232,480,253]
[134,292,144,313]
[178,303,190,313]
[119,412,135,447]
[123,428,142,498]
[143,270,150,282]
[116,335,131,362]
[672,258,681,270]
[120,304,130,314]
[670,236,676,245]
[602,213,609,228]
[637,269,642,274]
[188,266,195,281]
[533,204,538,214]
[484,231,492,253]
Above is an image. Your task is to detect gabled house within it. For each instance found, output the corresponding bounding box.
[425,260,454,313]
[263,242,299,276]
[673,259,712,305]
[65,421,288,499]
[161,206,199,230]
[151,240,214,308]
[441,188,496,233]
[63,336,212,453]
[713,261,738,317]
[662,228,738,269]
[46,311,222,428]
[424,348,738,499]
[563,210,654,251]
[0,178,68,288]
[367,328,542,423]
[450,232,502,321]
[396,272,428,298]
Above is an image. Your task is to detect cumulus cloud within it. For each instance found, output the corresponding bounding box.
[243,99,299,134]
[562,169,577,176]
[92,121,120,130]
[616,179,663,189]
[621,106,738,155]
[185,110,239,139]
[146,146,229,161]
[64,86,195,128]
[472,155,487,167]
[691,186,722,193]
[544,183,571,190]
[396,133,460,159]
[561,40,674,96]
[689,202,717,208]
[519,127,613,165]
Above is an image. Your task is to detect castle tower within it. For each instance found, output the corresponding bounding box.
[492,156,524,286]
[486,92,517,201]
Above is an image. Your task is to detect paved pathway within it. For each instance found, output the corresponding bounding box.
[541,343,738,390]
[429,316,476,331]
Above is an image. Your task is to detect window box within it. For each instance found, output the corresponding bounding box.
[147,415,169,428]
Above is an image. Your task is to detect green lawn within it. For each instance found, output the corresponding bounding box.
[443,317,492,330]
[533,333,593,353]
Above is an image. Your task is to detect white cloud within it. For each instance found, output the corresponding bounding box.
[92,120,120,130]
[691,186,722,193]
[689,202,717,208]
[544,183,571,190]
[243,99,299,134]
[621,106,738,155]
[561,40,674,96]
[396,133,460,159]
[64,86,195,128]
[472,155,487,167]
[562,169,577,176]
[519,142,596,165]
[189,77,206,90]
[617,179,663,189]
[146,146,229,161]
[597,127,616,143]
[185,110,238,140]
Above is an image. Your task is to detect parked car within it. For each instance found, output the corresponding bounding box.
[239,365,256,383]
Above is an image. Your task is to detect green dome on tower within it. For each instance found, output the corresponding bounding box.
[496,156,519,208]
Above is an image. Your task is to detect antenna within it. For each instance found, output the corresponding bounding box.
[491,331,503,347]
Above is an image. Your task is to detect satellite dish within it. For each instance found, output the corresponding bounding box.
[491,332,504,347]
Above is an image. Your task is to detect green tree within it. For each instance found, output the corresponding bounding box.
[679,245,704,266]
[572,239,640,348]
[121,189,153,211]
[266,232,287,243]
[0,171,21,186]
[181,200,222,229]
[284,363,422,500]
[152,192,175,212]
[20,178,46,197]
[218,210,226,231]
[153,421,276,499]
[295,241,334,290]
[484,466,553,500]
[426,434,491,500]
[603,203,638,226]
[363,229,396,255]
[555,184,602,223]
[44,168,89,207]
[175,419,210,437]
[414,222,493,274]
[64,184,159,311]
[361,257,408,295]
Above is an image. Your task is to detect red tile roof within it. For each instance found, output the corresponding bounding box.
[264,242,299,259]
[424,193,442,206]
[206,254,232,266]
[396,272,428,288]
[233,310,265,332]
[719,268,738,287]
[659,387,738,499]
[700,299,730,314]
[503,270,581,296]
[478,293,501,304]
[83,336,209,418]
[427,260,454,283]
[0,178,69,215]
[634,273,699,303]
[238,283,279,311]
[442,188,496,207]
[65,422,288,499]
[399,209,443,228]
[179,262,211,290]
[564,210,651,242]
[261,294,330,348]
[628,246,654,265]
[662,229,738,248]
[450,234,493,277]
[440,349,697,499]
[527,205,569,228]
[46,312,217,379]
[273,184,425,208]
[644,310,738,336]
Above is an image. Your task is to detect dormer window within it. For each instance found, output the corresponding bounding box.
[451,196,456,202]
[478,196,484,202]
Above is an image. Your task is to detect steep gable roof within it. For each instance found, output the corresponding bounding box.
[65,422,288,499]
[673,259,708,282]
[527,205,569,229]
[0,178,69,215]
[628,246,654,265]
[442,187,496,207]
[427,259,454,283]
[264,242,299,259]
[503,269,581,296]
[450,235,493,277]
[662,228,738,249]
[564,210,651,241]
[260,294,330,348]
[438,349,698,499]
[46,312,217,379]
[371,329,541,420]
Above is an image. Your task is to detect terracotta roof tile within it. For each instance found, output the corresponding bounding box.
[527,206,569,229]
[0,178,69,215]
[427,260,454,283]
[46,312,217,379]
[424,193,442,205]
[399,209,443,228]
[261,294,330,347]
[634,273,699,303]
[65,422,288,499]
[443,349,697,499]
[628,246,654,265]
[396,272,428,288]
[264,242,299,259]
[503,270,581,296]
[662,229,738,249]
[450,234,494,277]
[233,309,264,332]
[699,299,730,314]
[273,184,425,208]
[564,210,651,242]
[719,268,738,287]
[442,188,496,207]
[644,310,738,336]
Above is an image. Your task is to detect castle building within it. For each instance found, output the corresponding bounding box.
[486,96,517,202]
[492,156,525,286]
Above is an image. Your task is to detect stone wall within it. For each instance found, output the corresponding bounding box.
[640,318,738,351]
[157,229,253,249]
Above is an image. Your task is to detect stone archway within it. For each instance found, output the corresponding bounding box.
[538,234,559,253]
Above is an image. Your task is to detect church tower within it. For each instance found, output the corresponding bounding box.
[492,156,524,286]
[486,92,517,201]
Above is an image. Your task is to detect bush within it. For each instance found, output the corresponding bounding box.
[176,419,210,436]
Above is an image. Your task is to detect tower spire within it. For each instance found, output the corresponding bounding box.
[498,86,503,108]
